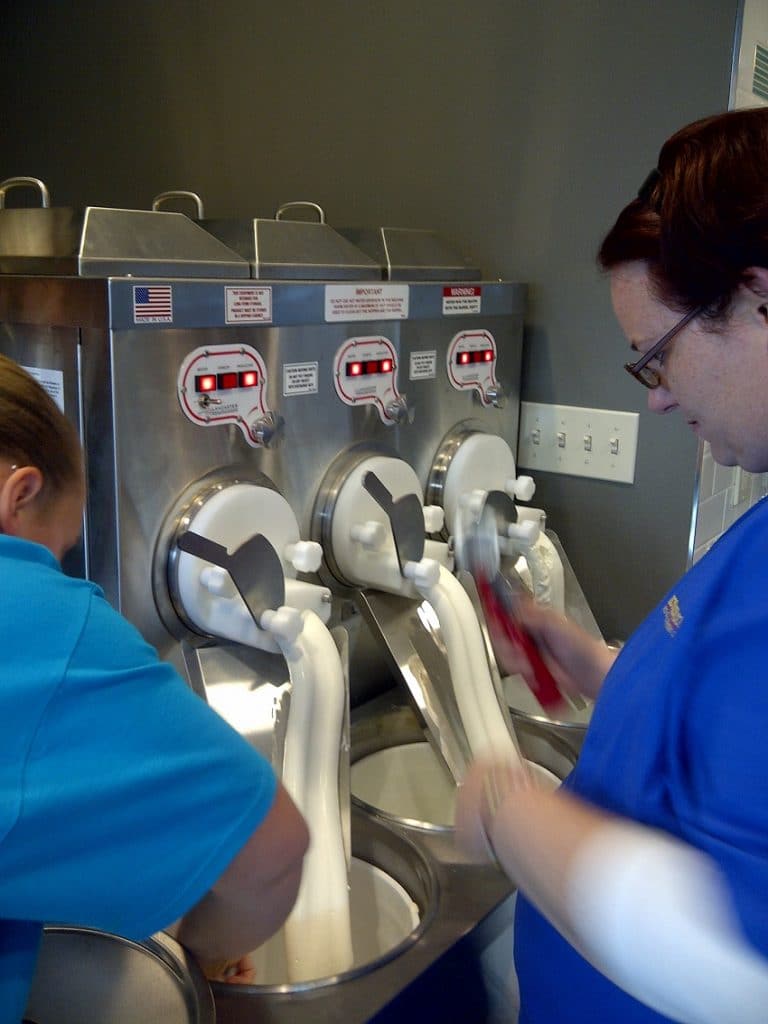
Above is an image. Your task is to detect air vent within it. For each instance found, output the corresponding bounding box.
[753,43,768,101]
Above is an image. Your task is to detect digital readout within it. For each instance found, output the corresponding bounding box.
[456,348,494,366]
[194,370,259,393]
[345,358,394,377]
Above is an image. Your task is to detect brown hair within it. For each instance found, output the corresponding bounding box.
[0,353,83,503]
[598,108,768,319]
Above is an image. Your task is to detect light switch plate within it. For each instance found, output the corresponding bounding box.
[517,401,639,484]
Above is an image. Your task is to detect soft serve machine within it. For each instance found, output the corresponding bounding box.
[0,180,592,1023]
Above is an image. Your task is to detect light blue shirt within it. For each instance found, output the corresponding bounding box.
[0,535,277,1022]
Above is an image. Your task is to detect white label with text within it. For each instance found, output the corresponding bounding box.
[325,284,409,322]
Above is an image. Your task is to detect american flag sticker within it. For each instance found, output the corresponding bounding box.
[133,284,173,323]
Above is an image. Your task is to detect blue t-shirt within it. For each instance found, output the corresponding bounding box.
[0,535,278,1023]
[515,498,768,1022]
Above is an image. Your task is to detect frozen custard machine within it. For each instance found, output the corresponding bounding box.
[0,184,582,1022]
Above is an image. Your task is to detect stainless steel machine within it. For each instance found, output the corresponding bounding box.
[0,179,580,1021]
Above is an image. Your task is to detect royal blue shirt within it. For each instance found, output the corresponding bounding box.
[515,498,768,1022]
[0,535,277,1022]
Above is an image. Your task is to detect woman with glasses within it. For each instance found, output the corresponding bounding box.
[457,108,768,1023]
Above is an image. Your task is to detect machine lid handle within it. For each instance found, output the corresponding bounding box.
[176,529,285,624]
[362,471,425,575]
[0,176,50,209]
[151,190,205,218]
[275,201,325,224]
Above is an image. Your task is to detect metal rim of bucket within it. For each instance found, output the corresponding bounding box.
[25,925,215,1024]
[211,810,440,996]
[349,697,579,833]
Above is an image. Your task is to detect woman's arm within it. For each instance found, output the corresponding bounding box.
[173,781,309,963]
[456,760,768,1024]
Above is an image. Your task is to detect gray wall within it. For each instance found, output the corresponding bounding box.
[0,1,738,640]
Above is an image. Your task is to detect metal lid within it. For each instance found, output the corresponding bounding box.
[24,926,215,1024]
[336,226,482,281]
[200,201,382,281]
[0,177,249,278]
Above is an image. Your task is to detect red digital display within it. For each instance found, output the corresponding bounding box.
[456,348,494,366]
[345,357,394,378]
[195,374,217,393]
[195,369,259,392]
[218,372,238,390]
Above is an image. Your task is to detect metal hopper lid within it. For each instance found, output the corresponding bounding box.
[24,925,215,1024]
[336,225,482,281]
[0,177,249,278]
[198,200,383,281]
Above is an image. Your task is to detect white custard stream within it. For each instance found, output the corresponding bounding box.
[277,610,354,981]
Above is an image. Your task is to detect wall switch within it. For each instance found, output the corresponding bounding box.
[517,402,639,484]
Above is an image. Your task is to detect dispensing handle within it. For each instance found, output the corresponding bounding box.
[151,190,205,218]
[275,201,325,224]
[248,410,284,448]
[0,177,50,209]
[385,394,415,426]
[362,471,426,573]
[484,386,506,409]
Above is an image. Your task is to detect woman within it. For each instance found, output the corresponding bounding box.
[457,108,768,1023]
[0,354,308,1021]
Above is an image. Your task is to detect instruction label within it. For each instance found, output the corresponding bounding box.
[23,364,65,413]
[325,284,409,322]
[225,286,273,323]
[283,361,319,396]
[409,350,437,380]
[442,285,482,315]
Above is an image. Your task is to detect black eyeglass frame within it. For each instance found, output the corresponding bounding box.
[624,305,704,389]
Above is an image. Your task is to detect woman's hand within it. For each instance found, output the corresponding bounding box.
[201,954,257,985]
[455,756,535,864]
[488,596,617,702]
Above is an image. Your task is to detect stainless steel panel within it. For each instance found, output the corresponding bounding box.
[0,206,249,278]
[201,217,382,280]
[337,226,482,281]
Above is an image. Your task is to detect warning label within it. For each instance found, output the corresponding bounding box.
[283,361,319,396]
[442,285,482,316]
[225,286,273,323]
[23,364,65,413]
[325,284,409,322]
[409,350,437,380]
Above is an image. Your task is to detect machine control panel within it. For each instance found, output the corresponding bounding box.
[333,335,406,425]
[446,329,502,406]
[177,343,275,447]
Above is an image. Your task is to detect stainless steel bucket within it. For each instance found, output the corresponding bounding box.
[24,926,215,1024]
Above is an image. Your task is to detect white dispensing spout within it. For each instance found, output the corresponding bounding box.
[504,518,540,546]
[284,540,323,574]
[402,557,441,589]
[507,474,536,502]
[259,606,304,646]
[199,564,235,597]
[350,520,388,550]
[423,504,445,534]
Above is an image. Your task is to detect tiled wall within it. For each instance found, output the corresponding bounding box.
[732,0,768,110]
[692,443,768,562]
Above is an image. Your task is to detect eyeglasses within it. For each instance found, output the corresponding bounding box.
[624,305,703,389]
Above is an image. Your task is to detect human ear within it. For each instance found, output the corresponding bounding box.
[0,466,45,536]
